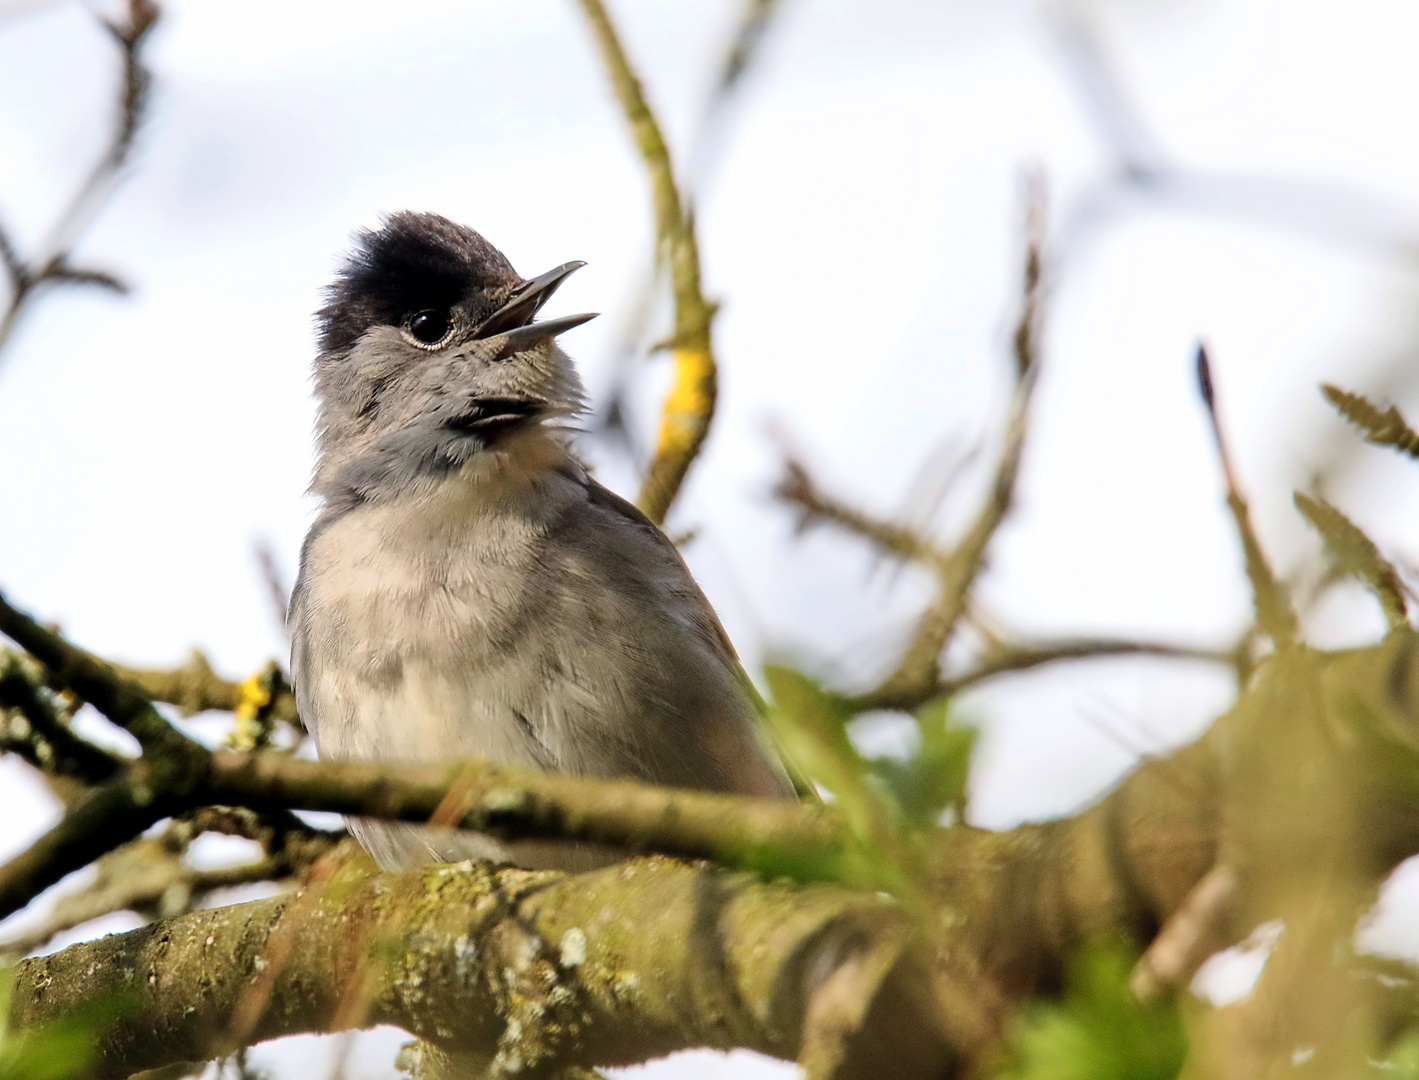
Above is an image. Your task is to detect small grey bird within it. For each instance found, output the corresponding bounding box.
[290,212,793,871]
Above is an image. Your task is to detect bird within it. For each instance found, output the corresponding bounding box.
[289,211,794,871]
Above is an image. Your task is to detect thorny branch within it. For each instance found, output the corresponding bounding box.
[0,0,159,358]
[575,0,720,526]
[776,180,1055,711]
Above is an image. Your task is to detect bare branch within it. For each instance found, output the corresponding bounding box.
[0,595,840,921]
[869,180,1048,708]
[0,650,125,788]
[0,592,204,761]
[943,637,1234,698]
[1131,863,1238,1001]
[0,0,158,358]
[575,0,719,525]
[776,455,947,568]
[841,635,1234,713]
[0,741,847,925]
[1195,345,1299,647]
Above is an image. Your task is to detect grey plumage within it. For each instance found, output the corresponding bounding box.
[291,212,793,870]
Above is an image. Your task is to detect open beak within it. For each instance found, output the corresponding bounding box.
[473,260,599,348]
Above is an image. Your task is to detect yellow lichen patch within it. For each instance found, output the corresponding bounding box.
[234,671,272,723]
[652,347,716,460]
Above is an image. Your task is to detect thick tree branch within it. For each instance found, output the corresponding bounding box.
[11,631,1419,1074]
[9,858,950,1080]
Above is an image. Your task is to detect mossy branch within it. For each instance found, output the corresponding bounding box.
[575,0,719,525]
[119,651,300,731]
[8,857,948,1080]
[14,632,1419,1074]
[0,592,845,921]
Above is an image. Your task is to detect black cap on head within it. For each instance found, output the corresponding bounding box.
[317,212,521,356]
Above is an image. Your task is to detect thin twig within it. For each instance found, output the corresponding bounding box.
[0,0,159,359]
[843,636,1234,712]
[576,0,719,525]
[0,592,203,760]
[1131,863,1238,1001]
[869,177,1048,707]
[0,650,125,787]
[776,455,947,568]
[942,639,1229,705]
[118,651,301,730]
[1195,346,1299,647]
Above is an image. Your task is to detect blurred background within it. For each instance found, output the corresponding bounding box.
[3,0,1419,1075]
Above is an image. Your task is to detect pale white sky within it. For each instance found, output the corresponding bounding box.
[3,0,1419,1076]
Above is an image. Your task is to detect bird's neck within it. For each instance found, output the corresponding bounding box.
[313,420,575,510]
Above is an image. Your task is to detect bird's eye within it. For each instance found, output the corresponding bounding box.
[408,310,450,346]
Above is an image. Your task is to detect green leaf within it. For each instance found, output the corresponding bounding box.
[996,937,1186,1080]
[865,697,976,826]
[763,665,880,836]
[762,665,915,894]
[1377,1029,1419,1079]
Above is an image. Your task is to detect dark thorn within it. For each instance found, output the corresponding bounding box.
[1195,343,1215,412]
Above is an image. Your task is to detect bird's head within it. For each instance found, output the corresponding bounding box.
[311,211,596,499]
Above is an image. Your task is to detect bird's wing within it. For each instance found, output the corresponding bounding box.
[557,461,814,800]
